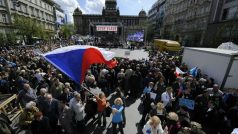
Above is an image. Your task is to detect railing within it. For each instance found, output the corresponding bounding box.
[0,94,23,121]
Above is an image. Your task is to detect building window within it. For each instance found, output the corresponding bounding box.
[40,11,43,18]
[44,3,47,9]
[10,0,14,8]
[41,1,44,8]
[43,12,46,19]
[30,7,34,16]
[1,14,7,23]
[39,11,41,18]
[21,4,27,13]
[222,7,238,20]
[226,0,236,3]
[0,0,4,6]
[36,9,39,17]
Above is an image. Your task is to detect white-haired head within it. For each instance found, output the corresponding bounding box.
[25,101,36,110]
[40,88,47,95]
[65,82,70,87]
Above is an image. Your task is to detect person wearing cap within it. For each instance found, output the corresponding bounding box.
[31,112,52,134]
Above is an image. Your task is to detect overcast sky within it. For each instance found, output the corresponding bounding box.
[54,0,157,23]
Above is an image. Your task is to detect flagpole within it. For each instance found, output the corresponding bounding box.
[81,86,112,109]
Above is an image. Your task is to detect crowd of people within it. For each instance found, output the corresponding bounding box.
[0,43,238,134]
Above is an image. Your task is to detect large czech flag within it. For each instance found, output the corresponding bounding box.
[42,45,116,83]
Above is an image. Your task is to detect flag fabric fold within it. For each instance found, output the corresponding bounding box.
[175,67,186,77]
[42,45,116,83]
[190,67,198,77]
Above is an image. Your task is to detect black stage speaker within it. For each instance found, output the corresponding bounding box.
[90,26,94,35]
[118,27,122,35]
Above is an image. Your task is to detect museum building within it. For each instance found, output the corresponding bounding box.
[73,0,147,42]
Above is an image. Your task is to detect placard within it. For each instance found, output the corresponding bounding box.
[150,92,157,100]
[179,98,195,110]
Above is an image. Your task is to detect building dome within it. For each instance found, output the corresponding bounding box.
[74,7,82,15]
[139,9,146,17]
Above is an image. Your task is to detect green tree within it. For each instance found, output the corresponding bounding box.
[13,14,49,44]
[60,24,75,39]
[0,33,7,46]
[6,32,17,45]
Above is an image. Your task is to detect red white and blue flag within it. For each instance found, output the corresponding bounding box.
[43,45,116,83]
[175,67,186,77]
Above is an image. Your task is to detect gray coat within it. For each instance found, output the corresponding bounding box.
[59,105,74,134]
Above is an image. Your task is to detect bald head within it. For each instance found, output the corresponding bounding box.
[46,94,53,102]
[40,88,47,96]
[23,83,30,90]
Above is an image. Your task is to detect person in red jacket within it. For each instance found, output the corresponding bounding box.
[96,92,108,128]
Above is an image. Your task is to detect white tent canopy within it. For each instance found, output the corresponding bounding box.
[217,42,238,51]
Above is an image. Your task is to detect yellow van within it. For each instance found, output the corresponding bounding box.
[154,39,181,51]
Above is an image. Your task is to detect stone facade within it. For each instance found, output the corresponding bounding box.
[162,0,212,46]
[73,0,147,43]
[204,0,238,47]
[0,0,56,35]
[148,0,165,38]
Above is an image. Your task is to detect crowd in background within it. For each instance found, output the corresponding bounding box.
[0,43,238,134]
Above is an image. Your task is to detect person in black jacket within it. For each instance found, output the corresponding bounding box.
[45,94,59,134]
[59,88,74,103]
[140,92,153,126]
[31,111,52,134]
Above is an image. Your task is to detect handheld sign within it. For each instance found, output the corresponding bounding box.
[179,98,195,110]
[150,92,157,100]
